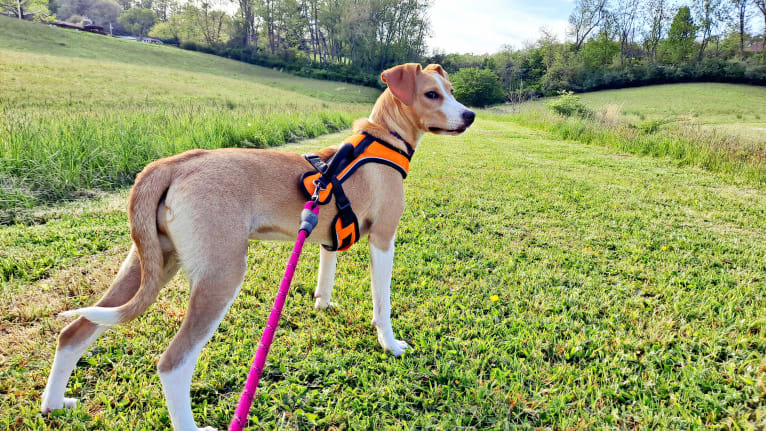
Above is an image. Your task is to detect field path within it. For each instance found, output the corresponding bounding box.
[2,118,764,429]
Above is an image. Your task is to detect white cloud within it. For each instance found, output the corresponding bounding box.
[427,0,574,54]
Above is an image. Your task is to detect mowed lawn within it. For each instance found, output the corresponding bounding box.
[2,117,764,429]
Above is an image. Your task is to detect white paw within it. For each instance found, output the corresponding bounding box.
[314,298,337,310]
[198,427,218,431]
[41,396,78,413]
[382,339,410,357]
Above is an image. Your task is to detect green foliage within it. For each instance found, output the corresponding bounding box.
[661,6,697,63]
[56,0,121,27]
[582,31,620,70]
[547,90,593,118]
[451,68,506,107]
[118,7,155,39]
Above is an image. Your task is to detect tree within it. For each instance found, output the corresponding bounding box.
[118,7,156,39]
[663,6,698,62]
[757,0,766,46]
[57,0,121,26]
[694,0,726,60]
[614,0,640,65]
[451,68,506,107]
[730,0,751,58]
[643,0,671,62]
[0,0,51,19]
[568,0,609,51]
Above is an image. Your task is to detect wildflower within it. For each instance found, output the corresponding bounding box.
[490,295,499,302]
[661,245,668,251]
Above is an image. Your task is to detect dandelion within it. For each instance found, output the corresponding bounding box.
[661,245,668,251]
[594,252,599,257]
[490,295,499,302]
[612,205,617,209]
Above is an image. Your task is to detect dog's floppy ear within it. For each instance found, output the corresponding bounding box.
[381,63,422,106]
[425,64,448,79]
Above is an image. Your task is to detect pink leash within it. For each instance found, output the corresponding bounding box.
[229,200,320,431]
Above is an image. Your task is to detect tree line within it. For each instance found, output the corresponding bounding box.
[3,0,765,97]
[432,0,766,100]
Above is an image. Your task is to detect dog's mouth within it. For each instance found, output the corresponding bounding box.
[428,126,467,134]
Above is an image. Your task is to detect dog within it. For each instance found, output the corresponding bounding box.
[41,63,475,430]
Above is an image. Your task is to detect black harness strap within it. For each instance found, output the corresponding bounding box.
[299,132,413,251]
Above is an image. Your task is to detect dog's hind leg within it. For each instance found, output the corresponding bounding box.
[314,247,337,309]
[157,237,247,431]
[41,245,180,413]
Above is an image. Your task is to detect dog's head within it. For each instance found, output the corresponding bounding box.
[381,63,475,135]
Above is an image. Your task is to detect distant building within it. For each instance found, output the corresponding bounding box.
[113,35,164,44]
[745,42,764,53]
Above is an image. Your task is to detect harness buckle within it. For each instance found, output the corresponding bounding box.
[311,179,326,202]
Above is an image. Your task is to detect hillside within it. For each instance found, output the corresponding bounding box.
[0,16,380,104]
[0,16,380,217]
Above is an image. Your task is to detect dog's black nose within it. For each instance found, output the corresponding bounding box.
[462,110,475,125]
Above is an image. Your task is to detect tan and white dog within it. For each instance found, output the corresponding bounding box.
[41,63,475,430]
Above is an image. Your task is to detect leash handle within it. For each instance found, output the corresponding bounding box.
[229,201,320,431]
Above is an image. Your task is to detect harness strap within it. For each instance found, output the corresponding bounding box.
[299,132,413,251]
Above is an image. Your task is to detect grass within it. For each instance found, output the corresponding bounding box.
[0,17,376,218]
[502,83,766,186]
[2,120,764,429]
[0,17,381,104]
[573,83,766,143]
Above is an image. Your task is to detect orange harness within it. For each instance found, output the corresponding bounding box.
[299,132,413,251]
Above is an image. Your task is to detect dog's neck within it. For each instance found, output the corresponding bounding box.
[354,90,424,154]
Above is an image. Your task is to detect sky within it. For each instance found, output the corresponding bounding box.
[426,0,575,54]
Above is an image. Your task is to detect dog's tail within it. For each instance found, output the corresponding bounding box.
[60,158,176,326]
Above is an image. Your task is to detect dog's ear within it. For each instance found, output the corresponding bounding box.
[381,63,422,106]
[425,64,448,79]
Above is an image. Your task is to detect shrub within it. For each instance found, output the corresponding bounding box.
[451,68,506,107]
[547,91,593,118]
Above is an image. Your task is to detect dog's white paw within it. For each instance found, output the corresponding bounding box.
[382,339,410,357]
[41,396,78,413]
[313,297,337,310]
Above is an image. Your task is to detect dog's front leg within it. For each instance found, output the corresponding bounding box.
[314,247,337,309]
[369,236,409,356]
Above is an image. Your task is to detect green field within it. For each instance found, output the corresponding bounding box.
[3,121,765,429]
[2,17,766,430]
[505,84,766,186]
[574,83,766,143]
[0,16,376,218]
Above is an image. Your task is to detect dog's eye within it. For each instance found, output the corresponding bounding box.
[425,91,439,100]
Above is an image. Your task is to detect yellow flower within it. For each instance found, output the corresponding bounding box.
[661,245,668,251]
[594,252,599,257]
[490,295,499,302]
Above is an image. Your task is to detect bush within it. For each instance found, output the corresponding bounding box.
[451,68,506,107]
[547,91,593,118]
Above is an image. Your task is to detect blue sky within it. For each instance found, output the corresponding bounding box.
[427,0,575,54]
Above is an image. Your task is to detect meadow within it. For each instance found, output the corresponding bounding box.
[2,121,765,429]
[505,83,766,186]
[1,17,765,430]
[0,17,376,219]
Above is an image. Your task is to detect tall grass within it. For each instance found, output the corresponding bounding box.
[0,107,362,219]
[490,107,766,186]
[0,40,375,221]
